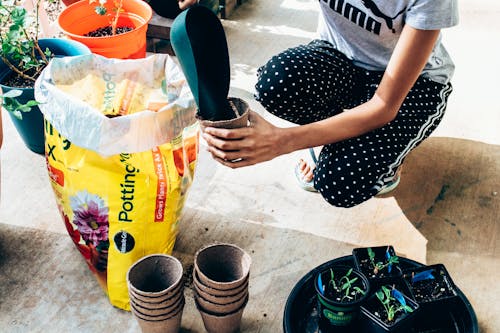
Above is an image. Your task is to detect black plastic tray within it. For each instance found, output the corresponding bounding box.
[283,256,478,333]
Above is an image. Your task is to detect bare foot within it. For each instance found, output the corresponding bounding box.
[297,158,314,183]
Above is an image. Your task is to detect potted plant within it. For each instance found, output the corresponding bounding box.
[402,264,459,321]
[360,285,419,333]
[353,246,402,289]
[0,0,91,154]
[314,265,370,330]
[57,0,152,59]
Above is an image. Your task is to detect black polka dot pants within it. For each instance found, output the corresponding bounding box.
[255,40,453,208]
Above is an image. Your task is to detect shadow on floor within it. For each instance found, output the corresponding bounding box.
[388,137,499,257]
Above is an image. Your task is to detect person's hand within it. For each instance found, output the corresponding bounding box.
[202,110,287,168]
[178,0,198,10]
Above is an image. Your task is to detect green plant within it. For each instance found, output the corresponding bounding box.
[0,0,53,83]
[90,0,124,35]
[375,285,414,322]
[325,268,366,302]
[0,0,51,118]
[0,89,39,119]
[368,246,399,275]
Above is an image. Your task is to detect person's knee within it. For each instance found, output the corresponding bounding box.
[255,62,289,98]
[314,174,376,208]
[317,187,373,208]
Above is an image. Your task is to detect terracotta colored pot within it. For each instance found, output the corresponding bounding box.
[197,297,248,333]
[196,292,248,315]
[194,243,251,290]
[127,254,184,298]
[193,271,249,301]
[58,0,152,59]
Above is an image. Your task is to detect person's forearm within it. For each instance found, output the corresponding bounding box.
[278,96,393,154]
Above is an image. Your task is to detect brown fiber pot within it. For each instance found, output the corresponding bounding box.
[131,294,184,319]
[193,270,249,297]
[127,254,183,298]
[198,97,249,129]
[197,297,248,333]
[194,243,251,291]
[129,278,183,309]
[130,288,184,315]
[132,297,185,333]
[194,277,248,304]
[196,292,248,315]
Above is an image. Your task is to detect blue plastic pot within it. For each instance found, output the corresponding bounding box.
[0,38,91,154]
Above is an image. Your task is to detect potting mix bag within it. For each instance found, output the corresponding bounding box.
[35,54,199,310]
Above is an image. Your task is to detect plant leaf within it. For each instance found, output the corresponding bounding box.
[12,110,23,120]
[403,305,414,313]
[353,286,365,295]
[25,100,40,107]
[367,247,375,260]
[2,89,23,98]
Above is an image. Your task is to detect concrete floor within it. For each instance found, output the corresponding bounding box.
[1,0,499,332]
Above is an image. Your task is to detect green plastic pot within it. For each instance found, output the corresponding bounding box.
[314,265,370,329]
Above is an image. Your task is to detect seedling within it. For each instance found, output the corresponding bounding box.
[375,285,414,322]
[318,267,366,302]
[1,89,40,119]
[90,0,125,36]
[368,246,399,275]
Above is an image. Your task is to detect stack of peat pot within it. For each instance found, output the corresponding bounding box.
[193,243,252,333]
[127,254,185,333]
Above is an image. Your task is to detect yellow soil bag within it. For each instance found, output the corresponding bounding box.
[35,54,198,310]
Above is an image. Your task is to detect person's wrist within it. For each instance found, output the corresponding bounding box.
[276,127,296,156]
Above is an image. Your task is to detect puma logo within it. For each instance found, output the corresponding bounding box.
[361,0,406,33]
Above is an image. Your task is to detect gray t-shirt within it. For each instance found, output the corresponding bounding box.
[317,0,459,84]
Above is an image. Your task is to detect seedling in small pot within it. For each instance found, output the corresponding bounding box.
[369,247,399,275]
[314,265,370,328]
[376,286,414,323]
[361,285,419,333]
[317,267,366,302]
[353,246,402,281]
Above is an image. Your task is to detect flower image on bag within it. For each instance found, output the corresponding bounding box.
[70,190,110,247]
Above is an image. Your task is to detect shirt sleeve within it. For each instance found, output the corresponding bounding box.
[406,0,459,30]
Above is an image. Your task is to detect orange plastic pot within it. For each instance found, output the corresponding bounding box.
[58,0,152,59]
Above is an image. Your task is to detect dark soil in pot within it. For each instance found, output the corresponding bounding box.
[84,26,134,37]
[353,245,402,279]
[0,70,38,88]
[403,264,458,304]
